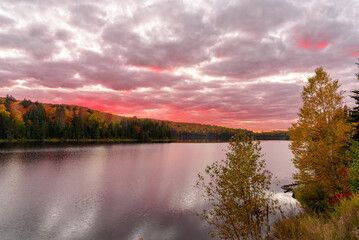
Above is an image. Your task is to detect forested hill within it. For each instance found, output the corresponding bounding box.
[0,95,289,142]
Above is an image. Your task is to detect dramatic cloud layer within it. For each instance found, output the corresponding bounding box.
[0,0,358,130]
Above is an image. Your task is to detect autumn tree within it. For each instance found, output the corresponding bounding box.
[196,133,278,240]
[289,67,354,212]
[0,104,11,138]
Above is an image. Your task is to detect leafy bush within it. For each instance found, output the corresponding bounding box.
[295,182,330,213]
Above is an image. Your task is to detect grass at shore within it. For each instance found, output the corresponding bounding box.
[271,193,359,239]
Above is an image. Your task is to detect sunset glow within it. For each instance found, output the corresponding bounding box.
[0,0,358,131]
[317,41,328,50]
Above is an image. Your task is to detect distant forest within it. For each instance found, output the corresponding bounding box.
[0,95,289,142]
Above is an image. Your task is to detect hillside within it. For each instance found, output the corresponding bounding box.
[0,95,288,142]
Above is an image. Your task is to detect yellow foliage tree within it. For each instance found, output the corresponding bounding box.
[0,105,10,118]
[289,67,355,210]
[196,133,278,239]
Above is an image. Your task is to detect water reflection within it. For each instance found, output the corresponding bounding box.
[0,142,296,240]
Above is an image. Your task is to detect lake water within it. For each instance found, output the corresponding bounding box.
[0,141,296,240]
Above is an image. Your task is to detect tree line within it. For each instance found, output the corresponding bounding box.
[0,97,173,141]
[0,96,290,142]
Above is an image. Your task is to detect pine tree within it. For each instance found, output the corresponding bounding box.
[55,105,66,130]
[349,58,359,140]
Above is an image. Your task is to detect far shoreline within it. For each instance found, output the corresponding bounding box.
[0,138,176,144]
[0,138,290,144]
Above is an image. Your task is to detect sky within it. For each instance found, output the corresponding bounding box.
[0,0,358,131]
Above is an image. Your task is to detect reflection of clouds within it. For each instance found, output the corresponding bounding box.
[260,141,295,180]
[273,192,301,214]
[129,220,178,240]
[168,188,204,213]
[51,146,107,239]
[0,146,89,153]
[0,145,107,239]
[0,159,24,223]
[81,145,107,193]
[274,192,298,205]
[41,203,62,235]
[39,197,100,239]
[57,203,98,240]
[0,142,297,239]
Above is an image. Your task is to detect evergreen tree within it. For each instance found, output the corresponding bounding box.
[23,103,49,139]
[20,98,32,108]
[350,90,359,140]
[0,105,11,139]
[4,95,16,112]
[349,58,359,140]
[55,105,66,130]
[72,108,85,139]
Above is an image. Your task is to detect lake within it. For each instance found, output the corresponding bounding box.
[0,141,296,240]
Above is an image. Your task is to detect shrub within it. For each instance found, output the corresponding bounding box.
[295,182,330,213]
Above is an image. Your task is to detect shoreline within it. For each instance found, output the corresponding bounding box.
[0,138,290,144]
[0,138,177,144]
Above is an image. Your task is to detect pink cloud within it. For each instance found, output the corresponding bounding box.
[316,41,328,49]
[297,37,311,49]
[143,66,174,73]
[294,33,329,51]
[0,80,303,131]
